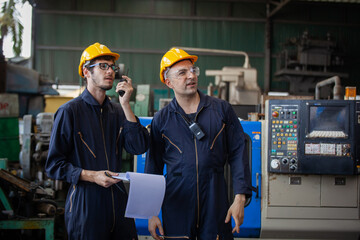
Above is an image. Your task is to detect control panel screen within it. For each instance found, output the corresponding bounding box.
[308,106,347,138]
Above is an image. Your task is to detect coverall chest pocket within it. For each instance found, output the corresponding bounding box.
[78,132,97,159]
[210,123,226,150]
[162,134,183,154]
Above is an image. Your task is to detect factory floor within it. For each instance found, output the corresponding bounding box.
[138,236,321,240]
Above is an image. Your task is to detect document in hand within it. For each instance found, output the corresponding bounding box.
[112,172,165,219]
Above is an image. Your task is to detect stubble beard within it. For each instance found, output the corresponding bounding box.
[91,77,113,91]
[100,85,112,91]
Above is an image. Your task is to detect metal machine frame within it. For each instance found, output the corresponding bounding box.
[260,100,360,239]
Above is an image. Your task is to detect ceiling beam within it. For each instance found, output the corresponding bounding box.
[268,0,291,18]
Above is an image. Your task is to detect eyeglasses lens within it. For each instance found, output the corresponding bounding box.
[174,66,200,78]
[98,63,118,72]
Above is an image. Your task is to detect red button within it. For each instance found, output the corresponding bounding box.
[272,111,279,118]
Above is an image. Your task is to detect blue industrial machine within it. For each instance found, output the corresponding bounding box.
[234,121,261,238]
[135,117,261,238]
[261,99,360,239]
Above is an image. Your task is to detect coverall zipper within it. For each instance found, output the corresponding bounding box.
[193,107,203,228]
[116,127,123,155]
[100,108,116,232]
[69,185,76,212]
[162,134,183,153]
[194,136,199,228]
[210,123,226,150]
[78,132,96,158]
[176,107,203,229]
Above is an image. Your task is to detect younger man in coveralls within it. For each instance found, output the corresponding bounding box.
[46,43,149,240]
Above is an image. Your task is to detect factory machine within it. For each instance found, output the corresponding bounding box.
[274,31,348,98]
[0,112,66,240]
[261,99,360,239]
[135,117,262,238]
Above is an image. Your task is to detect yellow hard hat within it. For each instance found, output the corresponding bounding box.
[78,42,120,77]
[160,48,198,83]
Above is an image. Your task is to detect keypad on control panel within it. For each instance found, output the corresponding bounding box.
[270,106,299,172]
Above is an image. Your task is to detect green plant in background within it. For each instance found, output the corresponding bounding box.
[0,0,27,57]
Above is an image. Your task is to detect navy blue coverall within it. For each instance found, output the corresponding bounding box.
[46,88,149,240]
[145,90,252,240]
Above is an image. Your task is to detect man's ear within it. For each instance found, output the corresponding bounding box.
[83,67,91,79]
[164,78,173,89]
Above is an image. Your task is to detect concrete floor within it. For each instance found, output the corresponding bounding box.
[138,236,318,240]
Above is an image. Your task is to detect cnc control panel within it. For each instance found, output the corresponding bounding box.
[267,100,360,175]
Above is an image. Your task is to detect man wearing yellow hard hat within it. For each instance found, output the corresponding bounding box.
[145,48,252,239]
[46,42,149,239]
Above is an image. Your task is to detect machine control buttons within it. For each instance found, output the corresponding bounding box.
[272,111,279,118]
[270,105,299,173]
[289,164,297,171]
[271,159,280,169]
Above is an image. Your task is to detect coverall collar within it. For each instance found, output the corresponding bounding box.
[81,88,110,107]
[169,90,210,114]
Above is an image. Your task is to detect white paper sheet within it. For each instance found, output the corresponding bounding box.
[113,172,165,219]
[112,172,129,182]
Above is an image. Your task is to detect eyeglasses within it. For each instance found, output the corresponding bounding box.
[169,66,200,79]
[87,63,119,72]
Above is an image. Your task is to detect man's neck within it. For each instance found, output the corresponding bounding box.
[87,86,106,105]
[175,91,200,114]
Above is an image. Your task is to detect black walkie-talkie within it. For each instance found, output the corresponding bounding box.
[117,69,129,97]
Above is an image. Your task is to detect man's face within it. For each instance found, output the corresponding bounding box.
[165,60,198,97]
[85,59,116,91]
